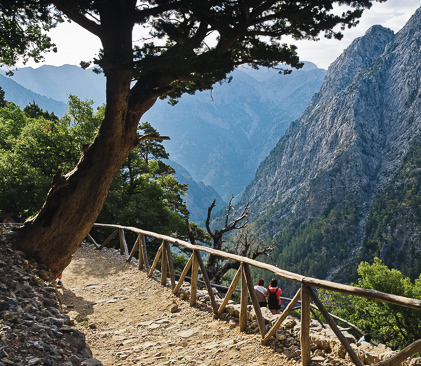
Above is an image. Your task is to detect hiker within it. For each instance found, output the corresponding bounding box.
[267,278,282,314]
[56,273,63,287]
[254,278,268,308]
[358,333,372,345]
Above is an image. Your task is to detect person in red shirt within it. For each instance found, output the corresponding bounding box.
[267,278,282,314]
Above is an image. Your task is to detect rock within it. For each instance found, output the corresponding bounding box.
[275,332,286,341]
[283,316,297,328]
[169,304,178,313]
[178,329,196,338]
[0,242,96,366]
[228,320,238,329]
[38,270,50,280]
[410,357,421,366]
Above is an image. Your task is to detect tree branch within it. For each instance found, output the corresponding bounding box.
[220,199,250,236]
[137,133,170,145]
[134,2,181,22]
[250,243,275,260]
[206,199,217,240]
[185,219,197,245]
[51,0,103,38]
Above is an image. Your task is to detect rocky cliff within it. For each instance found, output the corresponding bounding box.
[242,7,421,284]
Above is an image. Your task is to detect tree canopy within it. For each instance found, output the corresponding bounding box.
[319,258,421,350]
[0,0,58,69]
[1,0,383,90]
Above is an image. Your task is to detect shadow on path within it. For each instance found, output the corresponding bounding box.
[59,287,95,321]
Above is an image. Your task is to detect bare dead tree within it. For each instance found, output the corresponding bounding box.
[205,196,249,278]
[210,228,275,284]
[184,196,275,284]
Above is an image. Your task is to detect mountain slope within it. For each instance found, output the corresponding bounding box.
[1,64,106,108]
[142,63,326,200]
[168,160,225,223]
[242,7,421,286]
[1,63,325,203]
[0,74,67,116]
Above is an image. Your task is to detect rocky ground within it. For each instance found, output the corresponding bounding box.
[1,238,413,366]
[0,240,100,366]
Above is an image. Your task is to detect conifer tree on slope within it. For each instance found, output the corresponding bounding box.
[0,0,385,276]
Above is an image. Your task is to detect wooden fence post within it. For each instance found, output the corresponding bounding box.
[138,234,145,270]
[195,251,218,315]
[148,242,163,277]
[217,266,242,316]
[301,284,311,366]
[239,264,248,332]
[374,339,421,366]
[262,288,302,345]
[172,254,193,295]
[97,229,118,250]
[161,240,168,286]
[309,288,363,366]
[190,250,199,307]
[118,229,129,258]
[86,233,100,249]
[127,234,141,263]
[164,241,176,290]
[243,263,266,337]
[141,234,150,272]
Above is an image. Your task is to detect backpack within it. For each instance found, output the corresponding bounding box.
[267,287,278,308]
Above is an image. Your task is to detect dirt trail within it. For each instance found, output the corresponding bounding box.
[58,243,298,366]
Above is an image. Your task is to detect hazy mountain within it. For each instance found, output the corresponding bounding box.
[1,64,106,108]
[168,160,225,223]
[0,73,67,116]
[143,62,326,200]
[242,7,421,286]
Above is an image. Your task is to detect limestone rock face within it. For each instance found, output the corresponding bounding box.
[243,7,421,281]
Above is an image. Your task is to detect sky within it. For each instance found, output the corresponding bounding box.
[17,0,420,71]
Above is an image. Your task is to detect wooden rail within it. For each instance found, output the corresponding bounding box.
[88,223,421,366]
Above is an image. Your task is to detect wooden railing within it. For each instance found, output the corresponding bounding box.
[88,223,421,366]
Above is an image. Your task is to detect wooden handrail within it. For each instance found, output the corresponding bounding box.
[92,223,421,311]
[89,222,421,366]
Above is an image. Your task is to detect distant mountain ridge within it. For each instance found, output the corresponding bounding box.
[0,64,106,108]
[242,7,421,286]
[143,63,326,200]
[168,160,225,223]
[0,73,67,116]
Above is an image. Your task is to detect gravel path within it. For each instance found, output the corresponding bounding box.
[59,243,299,366]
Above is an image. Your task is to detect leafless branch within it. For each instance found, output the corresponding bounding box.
[185,219,197,245]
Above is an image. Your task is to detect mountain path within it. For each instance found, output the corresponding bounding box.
[58,243,300,366]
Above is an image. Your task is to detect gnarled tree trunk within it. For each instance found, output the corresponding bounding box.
[12,2,160,277]
[14,92,155,277]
